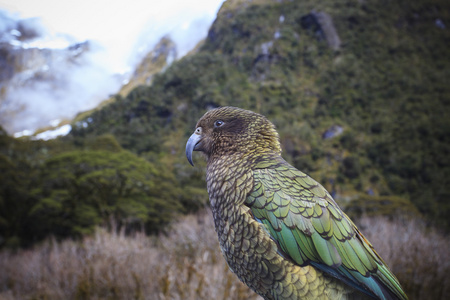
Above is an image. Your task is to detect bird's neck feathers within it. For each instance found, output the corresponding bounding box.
[249,121,282,156]
[205,124,282,210]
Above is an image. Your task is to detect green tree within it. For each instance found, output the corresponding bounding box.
[0,154,37,248]
[30,150,181,239]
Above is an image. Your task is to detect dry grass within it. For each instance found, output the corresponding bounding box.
[0,210,448,300]
[356,216,450,300]
[0,210,259,300]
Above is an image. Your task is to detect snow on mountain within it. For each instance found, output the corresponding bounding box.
[0,1,224,138]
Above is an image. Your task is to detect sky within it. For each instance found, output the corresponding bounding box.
[0,0,224,135]
[0,0,225,73]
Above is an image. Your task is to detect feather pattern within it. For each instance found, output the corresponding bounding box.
[245,156,407,300]
[186,106,408,300]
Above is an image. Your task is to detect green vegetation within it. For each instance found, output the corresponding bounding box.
[1,0,449,246]
[72,0,449,226]
[0,131,204,247]
[0,1,449,298]
[30,149,181,237]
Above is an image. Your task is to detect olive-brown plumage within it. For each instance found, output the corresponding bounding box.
[186,107,407,300]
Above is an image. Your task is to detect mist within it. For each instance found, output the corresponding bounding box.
[0,1,224,136]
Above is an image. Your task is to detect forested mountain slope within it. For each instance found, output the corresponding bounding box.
[1,0,449,248]
[71,0,449,224]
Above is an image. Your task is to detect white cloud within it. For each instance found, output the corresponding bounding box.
[0,0,224,72]
[0,0,224,135]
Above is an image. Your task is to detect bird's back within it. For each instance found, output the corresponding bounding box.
[206,155,368,300]
[187,106,407,300]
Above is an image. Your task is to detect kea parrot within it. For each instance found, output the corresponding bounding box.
[186,107,407,300]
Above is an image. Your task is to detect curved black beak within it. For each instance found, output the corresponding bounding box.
[186,132,201,166]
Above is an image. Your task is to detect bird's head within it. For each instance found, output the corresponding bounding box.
[186,106,281,166]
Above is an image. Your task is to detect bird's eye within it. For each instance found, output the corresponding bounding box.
[214,120,224,128]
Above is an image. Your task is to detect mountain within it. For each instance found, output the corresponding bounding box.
[0,39,92,131]
[0,0,449,250]
[118,36,177,97]
[0,10,86,133]
[71,0,449,223]
[71,36,179,132]
[0,10,124,135]
[3,34,180,140]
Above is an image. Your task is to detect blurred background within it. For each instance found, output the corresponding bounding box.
[0,0,223,135]
[0,0,449,299]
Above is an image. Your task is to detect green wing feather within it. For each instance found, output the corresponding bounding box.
[246,157,407,300]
